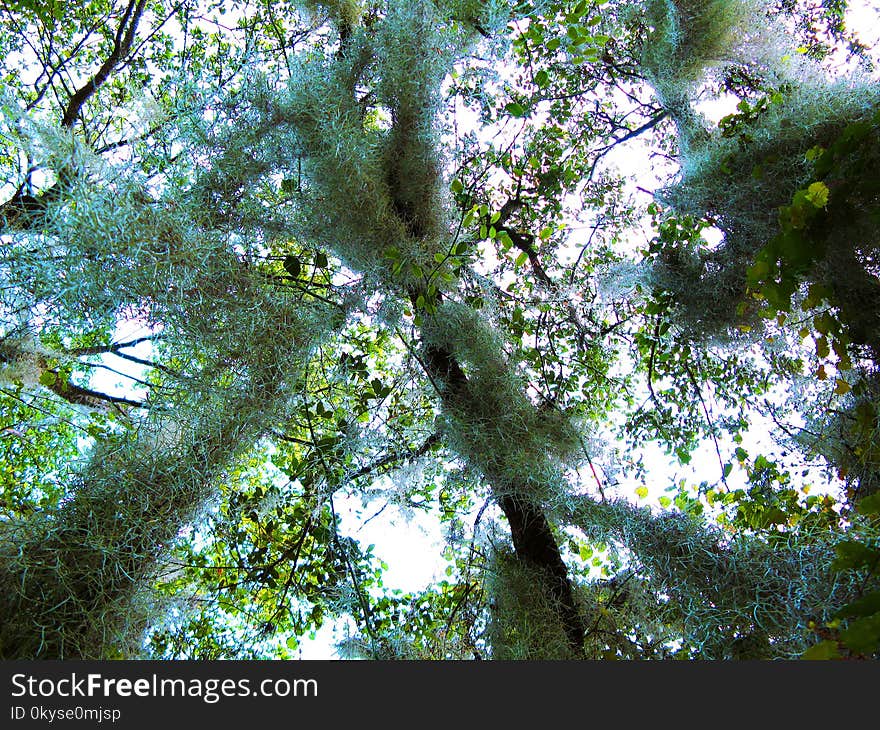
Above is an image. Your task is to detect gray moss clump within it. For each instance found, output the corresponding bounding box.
[637,0,880,339]
[793,375,880,502]
[272,1,588,505]
[567,497,865,658]
[0,292,330,658]
[0,327,308,659]
[642,0,776,83]
[276,2,592,659]
[485,547,580,659]
[639,0,779,152]
[274,0,470,288]
[0,131,336,657]
[423,301,582,503]
[0,439,205,659]
[651,80,880,335]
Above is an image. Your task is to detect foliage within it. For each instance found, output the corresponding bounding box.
[0,0,878,660]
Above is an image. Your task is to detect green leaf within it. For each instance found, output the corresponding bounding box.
[566,25,583,43]
[856,492,880,516]
[840,614,880,655]
[813,312,834,335]
[505,102,527,118]
[38,371,57,387]
[315,252,328,269]
[836,590,880,619]
[801,640,840,660]
[804,181,830,208]
[514,251,528,268]
[283,255,301,278]
[635,486,648,499]
[748,259,770,280]
[832,540,879,572]
[450,178,464,194]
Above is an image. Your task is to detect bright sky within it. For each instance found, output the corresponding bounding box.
[848,1,880,48]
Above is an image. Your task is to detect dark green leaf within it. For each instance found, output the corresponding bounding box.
[283,255,301,278]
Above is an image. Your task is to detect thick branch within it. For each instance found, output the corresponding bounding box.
[65,334,160,356]
[61,0,148,129]
[1,1,148,226]
[414,293,585,655]
[44,372,144,410]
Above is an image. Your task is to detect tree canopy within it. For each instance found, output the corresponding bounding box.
[0,0,879,660]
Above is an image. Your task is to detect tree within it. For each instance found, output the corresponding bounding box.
[0,0,878,660]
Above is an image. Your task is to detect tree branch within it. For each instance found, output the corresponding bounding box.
[60,0,147,129]
[344,432,442,483]
[44,372,144,410]
[412,288,586,656]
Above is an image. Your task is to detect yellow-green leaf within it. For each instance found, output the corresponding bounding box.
[804,181,829,208]
[801,640,840,660]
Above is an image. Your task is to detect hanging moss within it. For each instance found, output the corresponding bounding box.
[0,285,332,658]
[0,291,332,658]
[485,547,580,659]
[638,0,880,344]
[793,375,880,503]
[423,302,581,503]
[639,0,781,152]
[651,81,880,335]
[278,1,591,658]
[567,496,868,658]
[0,117,341,657]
